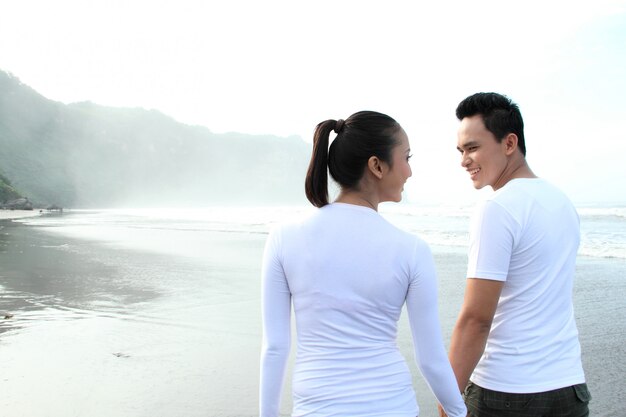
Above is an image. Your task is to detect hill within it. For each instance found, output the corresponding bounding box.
[0,172,22,203]
[0,70,311,207]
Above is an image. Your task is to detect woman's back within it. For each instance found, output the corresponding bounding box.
[263,203,433,416]
[282,203,418,348]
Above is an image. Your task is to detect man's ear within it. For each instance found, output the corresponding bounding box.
[368,156,384,179]
[503,133,519,156]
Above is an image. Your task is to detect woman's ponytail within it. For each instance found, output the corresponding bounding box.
[305,120,336,207]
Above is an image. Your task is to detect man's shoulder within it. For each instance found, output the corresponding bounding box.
[493,178,570,205]
[485,178,578,226]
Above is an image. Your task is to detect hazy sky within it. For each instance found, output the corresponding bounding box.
[1,0,625,205]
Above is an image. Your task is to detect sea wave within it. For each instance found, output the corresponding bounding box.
[16,205,625,260]
[577,206,626,219]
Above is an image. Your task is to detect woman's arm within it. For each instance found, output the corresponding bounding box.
[406,241,467,417]
[259,230,292,417]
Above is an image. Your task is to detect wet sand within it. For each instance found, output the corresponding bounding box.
[0,221,624,416]
[0,221,264,417]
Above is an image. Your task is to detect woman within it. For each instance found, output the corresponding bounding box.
[260,111,466,417]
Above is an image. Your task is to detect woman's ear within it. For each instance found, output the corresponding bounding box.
[367,156,384,179]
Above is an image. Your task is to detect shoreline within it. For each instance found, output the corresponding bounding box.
[0,209,42,221]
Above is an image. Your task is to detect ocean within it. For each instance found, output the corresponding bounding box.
[0,203,624,416]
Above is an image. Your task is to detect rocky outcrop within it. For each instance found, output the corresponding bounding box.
[1,197,33,210]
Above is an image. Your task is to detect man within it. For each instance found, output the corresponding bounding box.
[441,92,591,417]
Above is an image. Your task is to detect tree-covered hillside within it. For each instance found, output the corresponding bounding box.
[0,172,22,203]
[0,70,311,207]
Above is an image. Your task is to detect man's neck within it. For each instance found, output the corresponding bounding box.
[493,158,537,191]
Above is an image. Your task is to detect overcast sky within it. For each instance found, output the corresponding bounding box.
[1,0,625,205]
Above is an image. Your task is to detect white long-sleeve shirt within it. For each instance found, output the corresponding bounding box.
[260,203,466,417]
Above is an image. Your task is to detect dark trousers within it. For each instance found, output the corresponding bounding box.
[463,381,591,417]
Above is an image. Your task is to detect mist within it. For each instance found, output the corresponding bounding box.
[0,71,311,208]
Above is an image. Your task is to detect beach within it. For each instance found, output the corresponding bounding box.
[0,209,42,220]
[0,208,625,417]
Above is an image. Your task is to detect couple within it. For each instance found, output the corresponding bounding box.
[259,92,591,417]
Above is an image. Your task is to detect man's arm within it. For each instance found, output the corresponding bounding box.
[448,278,503,391]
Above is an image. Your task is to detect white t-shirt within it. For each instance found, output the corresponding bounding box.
[260,203,466,417]
[467,178,586,393]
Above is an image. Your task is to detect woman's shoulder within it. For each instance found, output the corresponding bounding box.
[375,216,432,255]
[266,206,318,236]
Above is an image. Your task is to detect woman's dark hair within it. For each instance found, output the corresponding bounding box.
[305,110,401,207]
[456,92,526,156]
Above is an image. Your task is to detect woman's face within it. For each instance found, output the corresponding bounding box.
[379,128,412,203]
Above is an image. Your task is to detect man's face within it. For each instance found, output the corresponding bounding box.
[456,115,510,190]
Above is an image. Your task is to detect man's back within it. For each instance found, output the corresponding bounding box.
[468,178,586,392]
